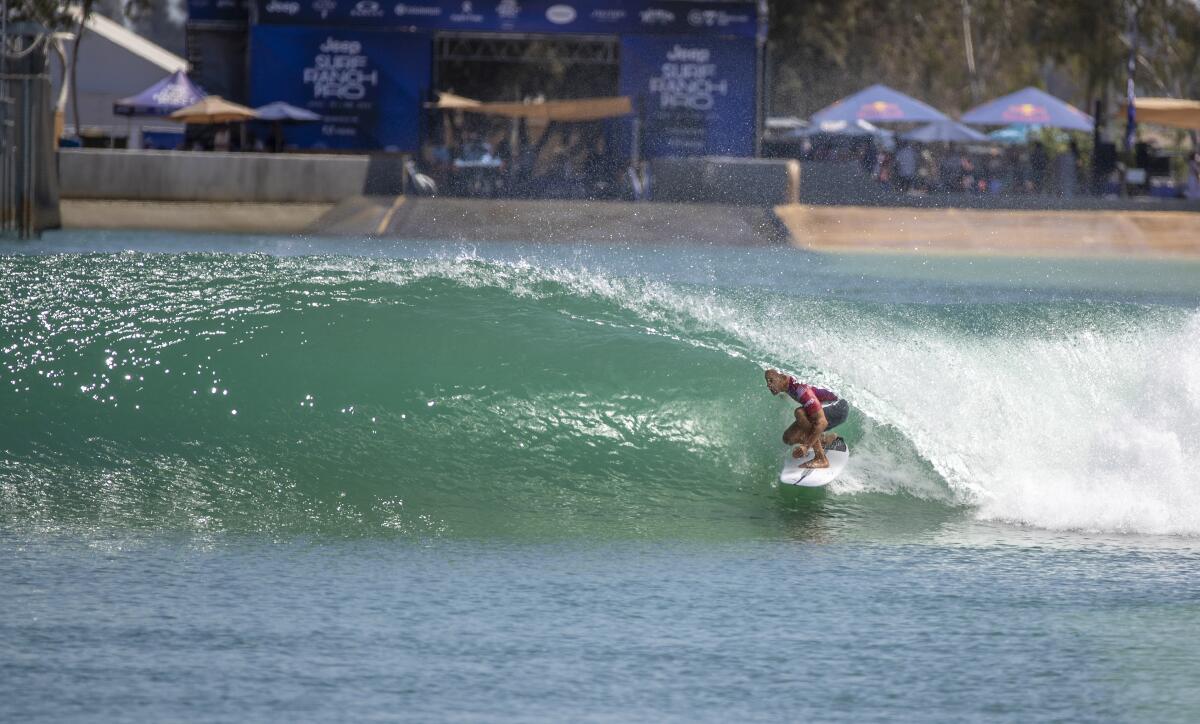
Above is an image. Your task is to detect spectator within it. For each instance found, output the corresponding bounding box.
[1030,141,1049,194]
[896,142,918,192]
[986,150,1004,193]
[860,141,877,176]
[1186,152,1200,201]
[1056,140,1080,197]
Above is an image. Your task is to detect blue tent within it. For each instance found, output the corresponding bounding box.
[903,120,988,143]
[810,84,950,125]
[961,87,1093,131]
[113,70,206,117]
[254,102,322,152]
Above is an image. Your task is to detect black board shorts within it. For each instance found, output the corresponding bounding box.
[822,398,850,430]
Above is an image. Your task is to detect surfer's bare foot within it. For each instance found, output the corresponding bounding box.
[800,458,830,469]
[821,433,839,446]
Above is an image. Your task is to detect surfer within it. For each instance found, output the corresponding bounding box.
[764,369,845,469]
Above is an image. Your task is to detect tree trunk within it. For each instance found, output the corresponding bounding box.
[69,0,95,139]
[52,37,69,144]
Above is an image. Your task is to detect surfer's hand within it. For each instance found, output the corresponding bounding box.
[792,445,810,459]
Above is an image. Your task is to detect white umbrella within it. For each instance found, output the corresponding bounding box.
[903,120,989,143]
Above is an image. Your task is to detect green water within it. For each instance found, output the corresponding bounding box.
[3,231,1200,721]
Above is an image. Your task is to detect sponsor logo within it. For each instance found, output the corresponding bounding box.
[857,100,904,120]
[545,4,575,24]
[666,45,709,63]
[311,0,337,18]
[350,0,384,16]
[589,8,625,23]
[152,84,197,106]
[449,0,483,22]
[639,8,674,25]
[651,45,726,111]
[306,37,377,101]
[393,2,441,15]
[265,0,300,14]
[1002,103,1050,123]
[319,37,362,54]
[496,0,519,20]
[687,9,750,27]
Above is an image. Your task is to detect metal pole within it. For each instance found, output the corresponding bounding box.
[24,75,34,236]
[1,3,11,235]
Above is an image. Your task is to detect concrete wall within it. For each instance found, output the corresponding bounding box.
[649,157,799,206]
[59,148,376,203]
[797,160,1200,212]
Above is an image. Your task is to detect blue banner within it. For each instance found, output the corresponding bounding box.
[248,0,758,38]
[249,26,430,151]
[188,0,249,22]
[619,35,756,157]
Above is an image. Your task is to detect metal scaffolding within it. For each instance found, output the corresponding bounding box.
[435,33,618,66]
[0,17,54,238]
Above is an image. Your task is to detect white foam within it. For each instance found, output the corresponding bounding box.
[538,262,1200,536]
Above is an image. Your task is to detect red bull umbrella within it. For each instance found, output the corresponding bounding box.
[809,84,950,125]
[961,87,1093,132]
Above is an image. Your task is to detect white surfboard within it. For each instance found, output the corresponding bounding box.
[779,438,849,487]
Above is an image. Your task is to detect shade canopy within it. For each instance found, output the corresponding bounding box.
[254,101,321,122]
[113,69,206,117]
[1120,97,1200,131]
[903,120,989,143]
[170,96,258,124]
[962,87,1093,131]
[985,123,1070,145]
[765,116,808,132]
[800,118,893,139]
[810,84,950,124]
[427,92,632,122]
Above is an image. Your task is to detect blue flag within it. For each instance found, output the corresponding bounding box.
[1124,76,1137,151]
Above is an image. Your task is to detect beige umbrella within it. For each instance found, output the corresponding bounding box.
[426,91,631,122]
[1119,97,1200,131]
[169,96,259,124]
[425,92,483,111]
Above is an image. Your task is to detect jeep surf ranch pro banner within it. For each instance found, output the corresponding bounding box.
[249,26,430,150]
[619,35,755,157]
[246,0,758,37]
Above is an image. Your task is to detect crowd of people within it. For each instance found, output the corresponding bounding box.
[879,140,1084,197]
[770,131,1200,200]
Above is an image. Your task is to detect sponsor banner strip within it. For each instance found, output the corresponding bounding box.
[230,0,758,38]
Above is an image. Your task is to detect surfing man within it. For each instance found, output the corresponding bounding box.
[764,369,847,469]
